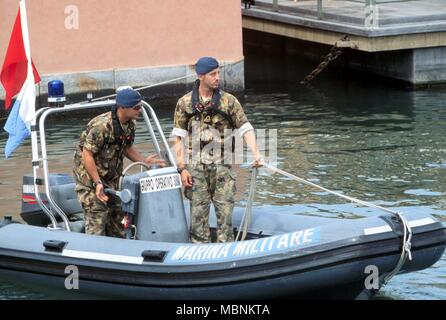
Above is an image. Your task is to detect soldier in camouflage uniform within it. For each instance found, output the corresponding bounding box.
[172,57,264,244]
[73,87,164,237]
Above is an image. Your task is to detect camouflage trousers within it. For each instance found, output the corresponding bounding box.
[185,164,236,243]
[76,185,125,238]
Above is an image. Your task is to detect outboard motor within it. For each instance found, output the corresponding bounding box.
[121,167,189,243]
[47,80,66,108]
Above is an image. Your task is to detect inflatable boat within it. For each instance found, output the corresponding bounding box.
[0,99,444,299]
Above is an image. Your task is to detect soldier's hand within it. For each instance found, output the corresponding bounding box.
[144,154,166,167]
[96,184,109,204]
[181,170,193,187]
[251,156,265,168]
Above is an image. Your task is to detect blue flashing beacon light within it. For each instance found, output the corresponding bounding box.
[48,80,66,103]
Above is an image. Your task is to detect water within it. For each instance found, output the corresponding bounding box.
[0,53,445,300]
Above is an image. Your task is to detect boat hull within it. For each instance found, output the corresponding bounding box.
[0,211,445,299]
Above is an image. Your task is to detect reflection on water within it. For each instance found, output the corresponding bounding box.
[0,282,48,300]
[0,51,445,300]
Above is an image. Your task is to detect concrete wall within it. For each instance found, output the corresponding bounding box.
[0,0,244,100]
[244,28,446,87]
[347,46,446,86]
[413,47,446,84]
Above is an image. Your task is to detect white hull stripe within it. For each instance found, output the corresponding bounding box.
[408,217,436,228]
[54,218,440,262]
[62,249,144,264]
[364,225,392,235]
[364,217,436,235]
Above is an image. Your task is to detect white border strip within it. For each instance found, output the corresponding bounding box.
[62,249,144,264]
[364,217,436,235]
[140,173,181,194]
[364,225,392,235]
[408,217,436,228]
[59,219,439,262]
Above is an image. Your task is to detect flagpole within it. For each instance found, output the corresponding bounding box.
[20,0,32,64]
[19,0,38,165]
[19,0,56,226]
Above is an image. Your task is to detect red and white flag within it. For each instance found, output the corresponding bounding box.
[1,0,40,110]
[1,0,41,158]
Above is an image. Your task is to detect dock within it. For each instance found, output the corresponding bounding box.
[242,0,446,85]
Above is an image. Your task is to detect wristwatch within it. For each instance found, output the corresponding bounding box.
[177,167,186,174]
[93,180,103,188]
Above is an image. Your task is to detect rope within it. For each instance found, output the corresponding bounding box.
[85,74,197,103]
[262,163,413,287]
[78,60,241,104]
[236,168,258,241]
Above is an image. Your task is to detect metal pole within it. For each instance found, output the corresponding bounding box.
[141,101,177,168]
[31,107,59,228]
[317,0,323,20]
[273,0,278,12]
[140,104,162,156]
[39,111,72,231]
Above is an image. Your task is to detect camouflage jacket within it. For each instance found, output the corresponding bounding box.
[73,111,135,189]
[172,89,253,163]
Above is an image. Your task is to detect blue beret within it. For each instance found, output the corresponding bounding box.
[116,87,142,108]
[195,57,219,75]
